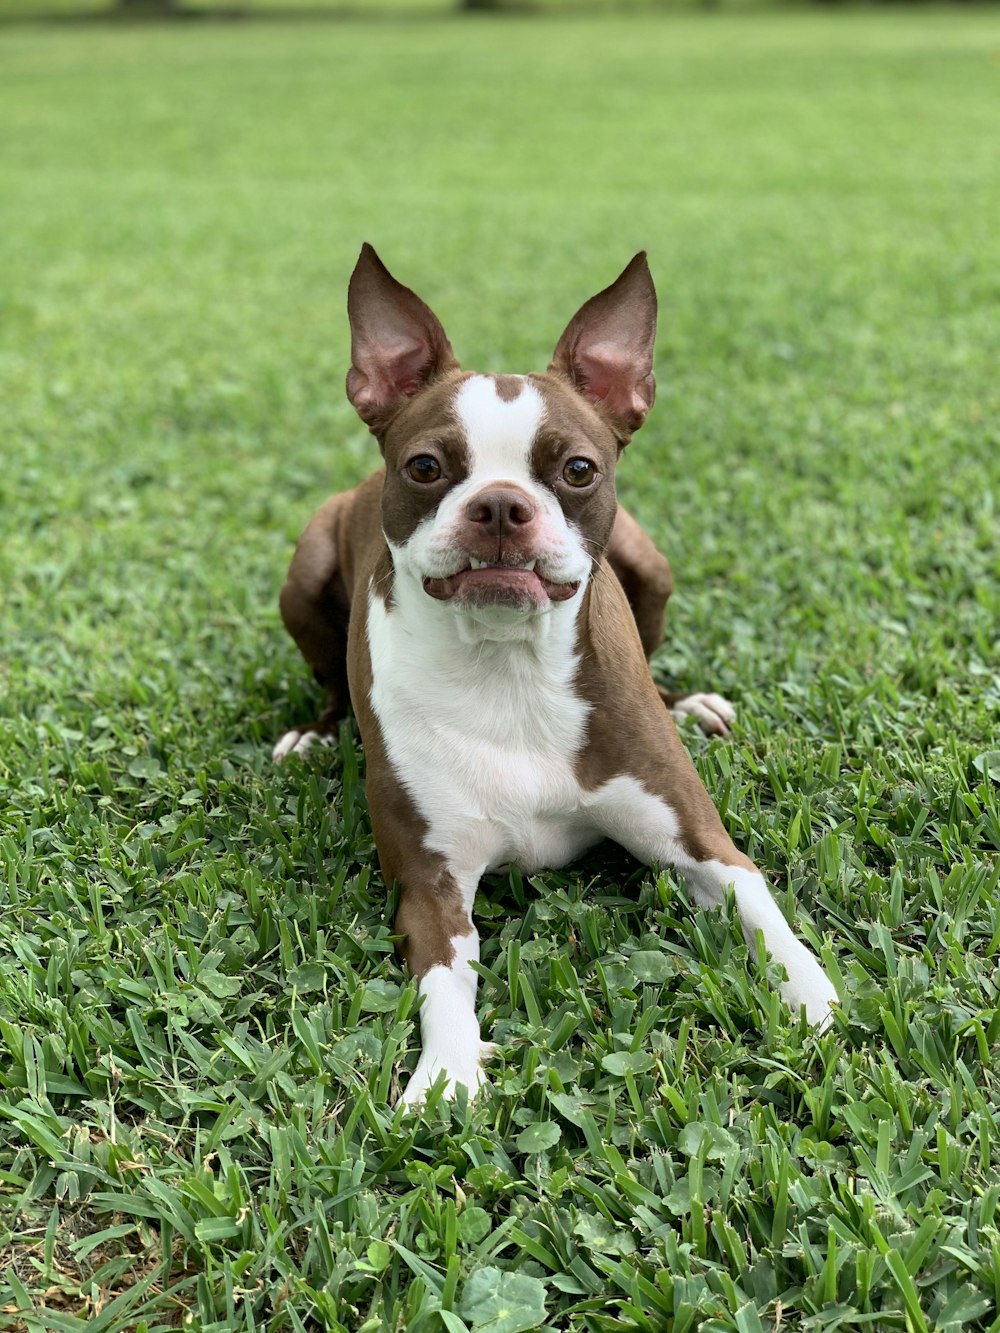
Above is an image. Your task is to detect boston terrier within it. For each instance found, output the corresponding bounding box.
[274,245,837,1106]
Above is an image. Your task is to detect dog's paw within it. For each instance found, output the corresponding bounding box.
[398,1042,494,1111]
[670,692,736,736]
[272,728,336,763]
[780,948,838,1032]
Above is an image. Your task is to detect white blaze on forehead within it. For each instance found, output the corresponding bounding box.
[453,375,544,483]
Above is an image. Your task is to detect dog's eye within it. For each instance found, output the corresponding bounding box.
[562,457,598,488]
[406,455,442,483]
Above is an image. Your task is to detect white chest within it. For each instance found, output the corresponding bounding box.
[366,589,600,875]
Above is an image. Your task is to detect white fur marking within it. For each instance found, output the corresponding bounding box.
[367,585,594,875]
[455,374,541,485]
[400,930,490,1108]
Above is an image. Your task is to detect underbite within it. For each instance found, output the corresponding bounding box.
[422,563,580,608]
[468,556,537,572]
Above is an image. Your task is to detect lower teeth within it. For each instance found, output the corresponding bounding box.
[467,559,537,572]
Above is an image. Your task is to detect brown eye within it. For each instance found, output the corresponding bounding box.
[562,457,598,488]
[406,455,442,484]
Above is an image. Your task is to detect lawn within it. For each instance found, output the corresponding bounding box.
[2,7,1000,1330]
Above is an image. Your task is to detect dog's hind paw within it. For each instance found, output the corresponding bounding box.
[670,692,736,736]
[272,727,336,763]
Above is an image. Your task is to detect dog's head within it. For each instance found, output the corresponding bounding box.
[346,244,656,628]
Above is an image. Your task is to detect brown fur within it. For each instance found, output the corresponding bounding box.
[492,374,525,403]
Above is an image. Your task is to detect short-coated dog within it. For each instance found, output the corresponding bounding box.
[275,246,837,1105]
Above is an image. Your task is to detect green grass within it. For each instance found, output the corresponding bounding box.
[2,8,1000,1330]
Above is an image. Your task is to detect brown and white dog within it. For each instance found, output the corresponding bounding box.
[275,245,837,1106]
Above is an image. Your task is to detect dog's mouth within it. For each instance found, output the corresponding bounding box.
[422,558,580,607]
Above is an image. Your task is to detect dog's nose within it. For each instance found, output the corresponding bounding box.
[465,488,537,536]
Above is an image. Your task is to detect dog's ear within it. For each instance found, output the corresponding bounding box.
[549,253,657,443]
[346,244,460,433]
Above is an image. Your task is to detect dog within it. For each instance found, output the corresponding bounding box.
[274,245,837,1106]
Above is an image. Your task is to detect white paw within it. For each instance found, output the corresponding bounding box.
[781,949,838,1031]
[398,1042,494,1110]
[272,728,335,763]
[671,692,736,736]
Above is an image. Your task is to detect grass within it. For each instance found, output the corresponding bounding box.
[2,6,1000,1330]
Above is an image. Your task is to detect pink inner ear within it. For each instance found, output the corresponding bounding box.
[548,253,656,440]
[346,246,459,429]
[576,344,653,427]
[352,335,436,419]
[378,335,435,401]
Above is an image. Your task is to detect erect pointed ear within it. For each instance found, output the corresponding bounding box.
[548,253,657,443]
[346,244,460,433]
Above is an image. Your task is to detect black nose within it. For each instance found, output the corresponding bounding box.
[465,488,537,535]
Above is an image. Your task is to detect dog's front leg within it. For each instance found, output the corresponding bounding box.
[392,858,489,1108]
[590,776,837,1027]
[680,857,837,1027]
[353,632,493,1107]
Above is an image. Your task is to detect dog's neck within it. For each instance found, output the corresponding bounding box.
[367,571,591,758]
